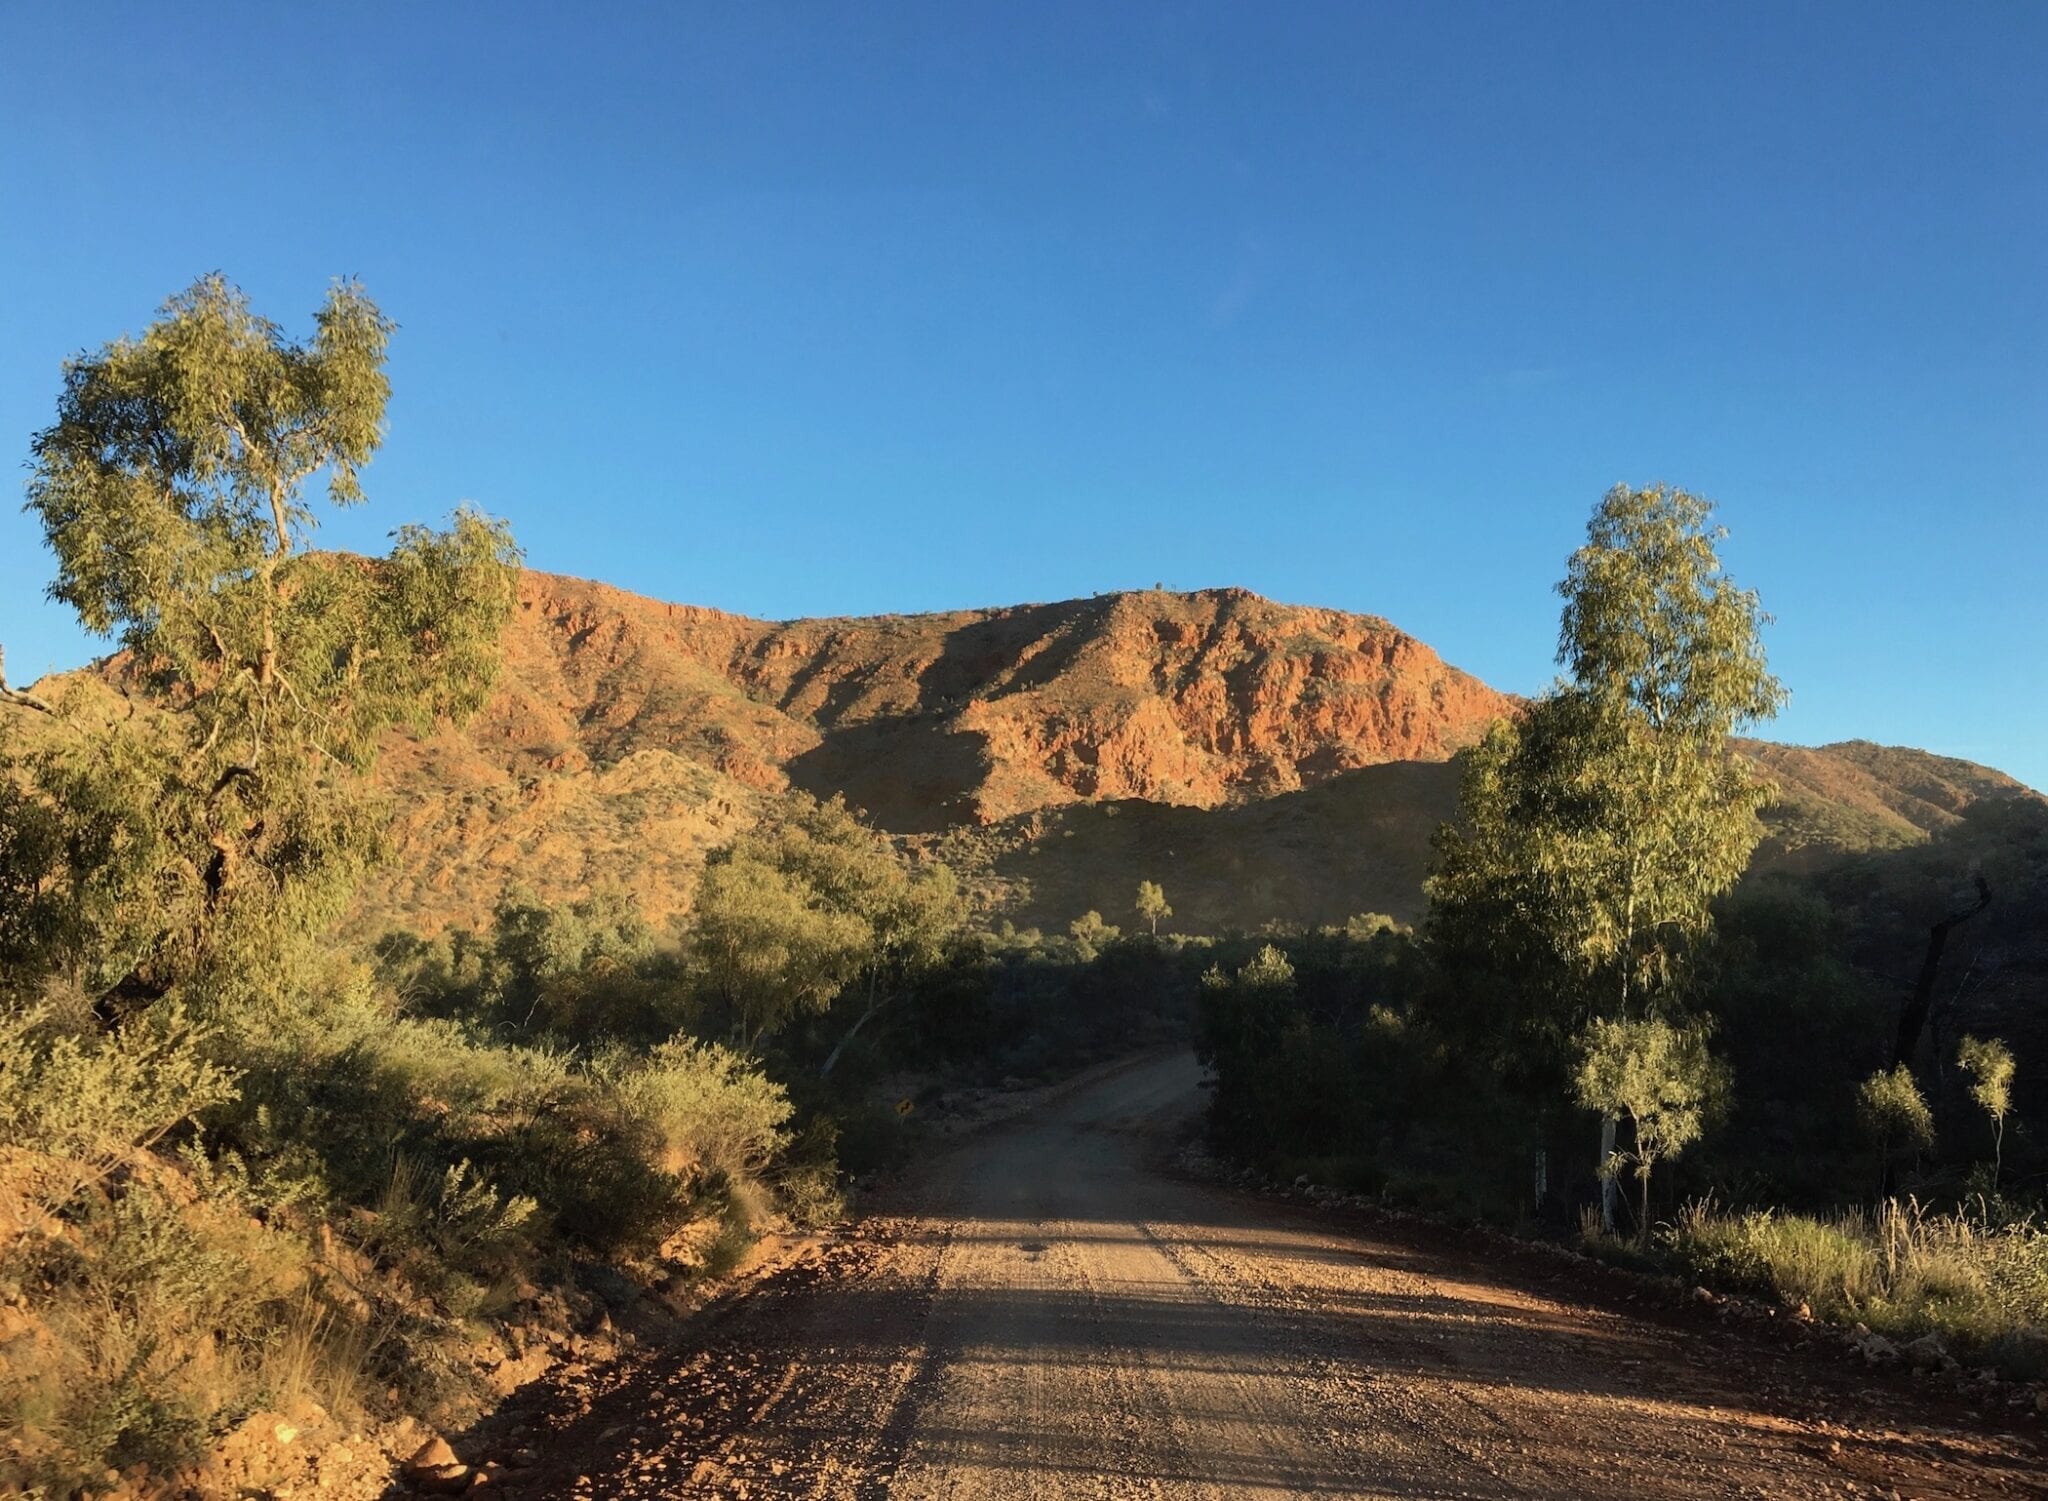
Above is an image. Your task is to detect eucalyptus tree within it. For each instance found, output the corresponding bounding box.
[1429,485,1783,1224]
[1859,1063,1934,1199]
[1135,880,1172,936]
[1573,1016,1727,1246]
[1554,484,1787,1013]
[13,274,519,1024]
[1957,1034,2016,1186]
[689,793,966,1062]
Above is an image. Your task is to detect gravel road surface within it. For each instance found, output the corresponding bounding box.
[492,1052,2042,1499]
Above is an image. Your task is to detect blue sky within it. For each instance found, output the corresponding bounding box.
[3,3,2042,788]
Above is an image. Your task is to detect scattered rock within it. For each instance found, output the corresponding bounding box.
[1900,1334,1950,1372]
[1852,1330,1899,1366]
[408,1434,460,1473]
[417,1460,475,1494]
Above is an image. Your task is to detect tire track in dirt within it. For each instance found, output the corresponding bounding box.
[486,1052,2045,1500]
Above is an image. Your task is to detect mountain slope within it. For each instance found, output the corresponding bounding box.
[22,566,2036,939]
[355,571,1513,934]
[1739,738,2037,872]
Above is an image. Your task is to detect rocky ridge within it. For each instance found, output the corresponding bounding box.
[30,565,2038,939]
[358,571,1514,934]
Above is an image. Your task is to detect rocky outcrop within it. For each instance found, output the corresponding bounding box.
[40,564,2030,940]
[351,575,1515,934]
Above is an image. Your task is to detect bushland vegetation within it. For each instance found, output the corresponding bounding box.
[0,278,1201,1491]
[1197,484,2048,1372]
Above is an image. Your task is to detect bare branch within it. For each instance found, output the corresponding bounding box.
[0,645,56,714]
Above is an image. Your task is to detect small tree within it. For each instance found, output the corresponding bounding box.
[689,856,869,1051]
[16,274,519,1025]
[1429,484,1783,1229]
[687,794,967,1062]
[1956,1035,2016,1187]
[1858,1064,1934,1199]
[1069,910,1120,961]
[1134,880,1172,936]
[1572,1016,1727,1246]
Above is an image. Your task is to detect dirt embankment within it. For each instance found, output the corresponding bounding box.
[459,1053,2044,1499]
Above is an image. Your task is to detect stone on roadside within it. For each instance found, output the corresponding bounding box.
[1900,1334,1948,1372]
[408,1436,459,1473]
[417,1461,475,1494]
[1854,1330,1899,1365]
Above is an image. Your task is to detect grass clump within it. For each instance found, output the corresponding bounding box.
[1656,1198,2048,1375]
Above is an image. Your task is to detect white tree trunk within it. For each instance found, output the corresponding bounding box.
[1598,1115,1619,1233]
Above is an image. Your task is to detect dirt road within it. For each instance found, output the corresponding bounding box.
[496,1053,2042,1498]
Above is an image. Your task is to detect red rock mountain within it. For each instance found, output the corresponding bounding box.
[360,572,1513,933]
[37,566,2028,938]
[352,570,2042,940]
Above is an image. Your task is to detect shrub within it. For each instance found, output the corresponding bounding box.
[0,1161,321,1490]
[609,1037,792,1186]
[0,1003,237,1177]
[1660,1199,2048,1375]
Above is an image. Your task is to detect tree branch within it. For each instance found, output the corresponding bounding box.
[1892,876,1994,1069]
[0,646,56,713]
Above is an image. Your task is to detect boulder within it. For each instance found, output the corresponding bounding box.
[417,1461,475,1495]
[408,1435,459,1472]
[1854,1330,1899,1366]
[1900,1334,1950,1372]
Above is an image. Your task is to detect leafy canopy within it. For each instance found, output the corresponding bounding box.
[1956,1034,2016,1181]
[1574,1017,1727,1180]
[11,274,519,1016]
[689,793,965,1049]
[1857,1064,1935,1153]
[1429,485,1784,1067]
[1958,1034,2015,1124]
[1134,880,1172,935]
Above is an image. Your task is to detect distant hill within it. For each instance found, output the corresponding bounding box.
[24,567,2038,939]
[1738,739,2036,872]
[353,570,1511,935]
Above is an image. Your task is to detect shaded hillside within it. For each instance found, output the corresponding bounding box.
[1741,738,2038,872]
[923,746,2041,938]
[1799,795,2048,1132]
[933,760,1465,934]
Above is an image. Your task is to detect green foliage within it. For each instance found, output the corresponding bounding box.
[1656,1199,2048,1375]
[358,1156,539,1303]
[0,1003,237,1176]
[1556,484,1787,745]
[1068,909,1121,960]
[0,277,549,1488]
[1428,486,1783,1078]
[1422,485,1783,1235]
[384,884,672,1039]
[1573,1016,1729,1242]
[1957,1035,2017,1183]
[1859,1065,1935,1155]
[0,1168,319,1488]
[0,722,177,1006]
[606,1036,793,1186]
[691,853,871,1048]
[1859,1064,1936,1199]
[0,1006,321,1491]
[689,794,966,1055]
[1134,879,1171,935]
[14,274,520,1024]
[1194,933,1446,1184]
